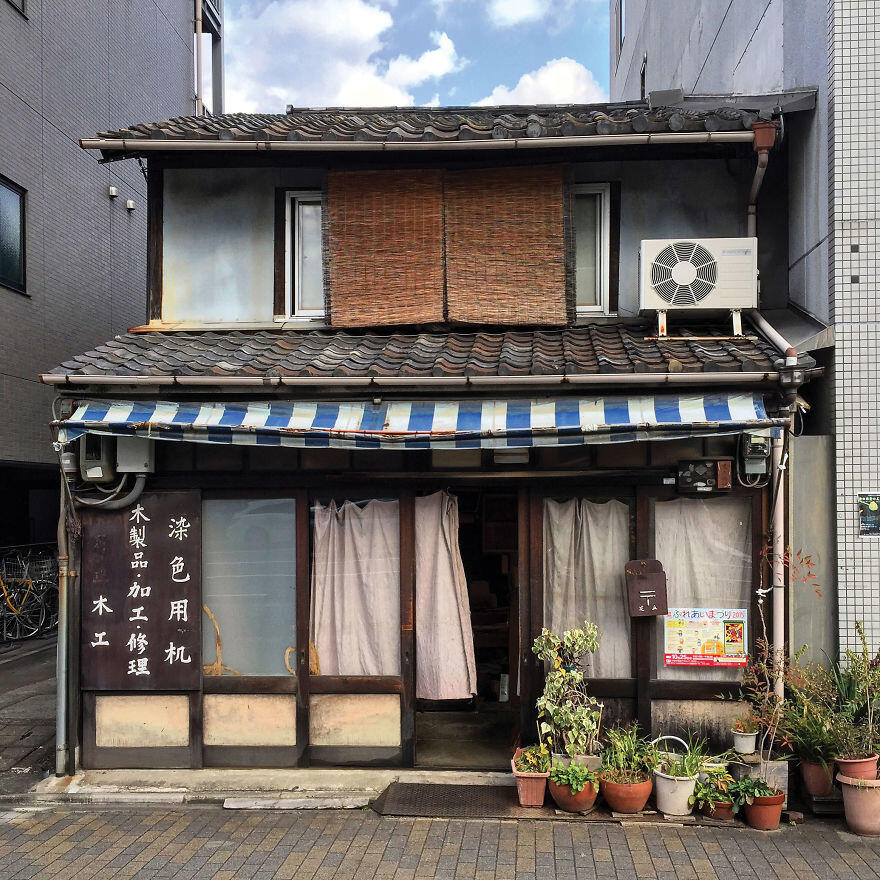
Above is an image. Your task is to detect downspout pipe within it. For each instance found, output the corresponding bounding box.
[194,0,204,116]
[747,121,779,238]
[771,431,786,700]
[55,472,69,776]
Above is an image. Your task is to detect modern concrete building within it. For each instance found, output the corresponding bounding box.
[611,0,878,657]
[0,0,223,546]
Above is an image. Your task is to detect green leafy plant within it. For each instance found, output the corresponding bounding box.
[533,620,600,668]
[729,776,779,812]
[838,622,880,757]
[689,767,735,811]
[533,620,603,757]
[549,761,599,794]
[733,713,758,734]
[514,742,550,774]
[658,735,709,779]
[601,724,658,784]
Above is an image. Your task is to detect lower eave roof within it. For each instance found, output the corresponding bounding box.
[44,324,791,386]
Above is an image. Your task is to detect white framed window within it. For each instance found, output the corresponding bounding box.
[284,191,324,318]
[572,182,611,314]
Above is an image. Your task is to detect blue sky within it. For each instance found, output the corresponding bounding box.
[220,0,610,113]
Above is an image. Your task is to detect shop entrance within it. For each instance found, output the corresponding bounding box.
[415,491,520,769]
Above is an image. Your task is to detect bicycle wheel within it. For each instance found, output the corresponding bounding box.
[4,584,46,640]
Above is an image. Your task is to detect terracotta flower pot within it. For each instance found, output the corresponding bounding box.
[600,775,653,814]
[742,791,785,831]
[800,760,834,797]
[837,773,880,837]
[548,779,599,813]
[835,755,879,781]
[701,801,734,821]
[511,748,548,807]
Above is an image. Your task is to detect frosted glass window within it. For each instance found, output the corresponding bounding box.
[288,193,324,316]
[654,497,752,682]
[0,178,25,293]
[202,498,296,676]
[574,193,598,307]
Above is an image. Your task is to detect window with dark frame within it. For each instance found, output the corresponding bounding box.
[0,176,26,293]
[572,183,611,314]
[284,191,324,318]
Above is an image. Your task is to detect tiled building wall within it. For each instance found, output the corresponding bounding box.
[830,0,880,651]
[0,1,195,467]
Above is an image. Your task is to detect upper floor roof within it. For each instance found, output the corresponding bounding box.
[82,103,771,158]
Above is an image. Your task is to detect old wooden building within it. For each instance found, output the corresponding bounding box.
[42,101,822,774]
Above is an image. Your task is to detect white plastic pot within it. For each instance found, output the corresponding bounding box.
[732,730,757,754]
[654,769,697,816]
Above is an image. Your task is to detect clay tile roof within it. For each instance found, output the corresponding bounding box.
[92,104,765,144]
[46,322,796,384]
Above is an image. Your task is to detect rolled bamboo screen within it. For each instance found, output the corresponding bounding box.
[444,166,568,326]
[327,169,445,327]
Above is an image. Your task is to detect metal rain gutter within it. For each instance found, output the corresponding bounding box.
[79,130,756,154]
[40,370,781,389]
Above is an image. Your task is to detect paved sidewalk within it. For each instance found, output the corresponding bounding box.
[1,807,879,880]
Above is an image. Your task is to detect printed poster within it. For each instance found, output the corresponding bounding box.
[663,607,747,667]
[858,495,880,536]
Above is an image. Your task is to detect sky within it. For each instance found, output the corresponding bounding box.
[218,0,610,113]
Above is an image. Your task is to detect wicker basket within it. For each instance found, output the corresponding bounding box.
[511,747,549,807]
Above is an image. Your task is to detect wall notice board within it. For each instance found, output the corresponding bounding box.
[663,607,747,667]
[81,491,201,690]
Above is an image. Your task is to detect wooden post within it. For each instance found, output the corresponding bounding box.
[295,490,311,765]
[399,491,416,766]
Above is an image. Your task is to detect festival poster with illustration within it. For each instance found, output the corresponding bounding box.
[663,607,748,667]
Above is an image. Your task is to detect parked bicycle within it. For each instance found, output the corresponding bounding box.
[0,544,59,642]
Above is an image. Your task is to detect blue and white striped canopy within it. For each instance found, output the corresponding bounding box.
[54,393,780,449]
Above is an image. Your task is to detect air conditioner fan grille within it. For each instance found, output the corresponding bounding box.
[650,241,718,305]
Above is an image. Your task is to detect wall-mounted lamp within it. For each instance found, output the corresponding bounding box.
[125,199,135,212]
[108,185,118,199]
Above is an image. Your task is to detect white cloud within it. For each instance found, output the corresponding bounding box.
[385,32,464,90]
[433,0,598,29]
[474,57,606,105]
[488,0,548,27]
[225,1,462,111]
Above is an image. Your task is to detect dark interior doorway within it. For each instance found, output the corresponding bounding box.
[415,490,519,769]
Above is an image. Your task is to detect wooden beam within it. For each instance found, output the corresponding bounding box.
[147,163,163,322]
[295,489,310,766]
[309,676,402,694]
[634,489,652,733]
[202,676,297,694]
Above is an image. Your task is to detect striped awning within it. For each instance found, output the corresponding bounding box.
[54,393,781,449]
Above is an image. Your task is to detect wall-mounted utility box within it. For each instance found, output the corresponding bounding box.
[116,436,155,473]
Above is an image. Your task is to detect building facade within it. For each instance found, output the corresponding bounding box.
[0,0,222,546]
[610,0,880,659]
[42,105,820,772]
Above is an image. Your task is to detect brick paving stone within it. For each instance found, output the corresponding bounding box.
[0,808,879,880]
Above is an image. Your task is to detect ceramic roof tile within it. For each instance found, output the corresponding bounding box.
[47,323,793,383]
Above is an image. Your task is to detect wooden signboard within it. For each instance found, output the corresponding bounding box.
[624,558,668,617]
[81,491,201,690]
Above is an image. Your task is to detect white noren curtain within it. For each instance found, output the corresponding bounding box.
[543,498,631,678]
[415,492,478,700]
[310,492,477,698]
[311,499,401,676]
[654,497,752,681]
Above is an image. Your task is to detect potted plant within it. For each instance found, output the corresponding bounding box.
[511,742,550,807]
[690,767,735,821]
[837,772,880,837]
[547,760,600,813]
[730,776,785,831]
[652,735,708,816]
[533,621,603,768]
[780,659,840,797]
[731,713,758,755]
[831,623,880,781]
[599,724,657,814]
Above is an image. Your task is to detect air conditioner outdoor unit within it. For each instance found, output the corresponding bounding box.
[639,238,758,311]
